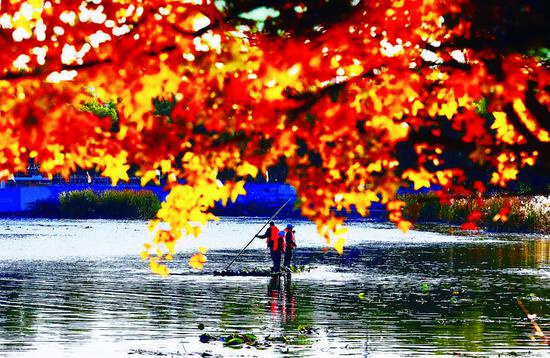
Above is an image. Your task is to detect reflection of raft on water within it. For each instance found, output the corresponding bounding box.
[213,269,291,277]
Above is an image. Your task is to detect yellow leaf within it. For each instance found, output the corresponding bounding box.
[345,63,364,77]
[189,253,207,270]
[149,260,169,276]
[147,220,159,232]
[230,181,246,203]
[165,241,176,254]
[387,122,409,143]
[367,160,382,173]
[101,152,130,186]
[130,63,180,121]
[160,159,171,173]
[387,200,406,211]
[182,152,194,162]
[140,170,159,186]
[334,237,345,255]
[236,162,259,178]
[412,100,424,116]
[491,111,521,144]
[398,220,413,233]
[189,225,202,237]
[439,100,457,120]
[402,168,432,190]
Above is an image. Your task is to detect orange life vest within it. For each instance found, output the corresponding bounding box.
[267,225,280,250]
[269,226,286,252]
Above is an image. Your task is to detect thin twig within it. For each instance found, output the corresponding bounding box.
[517,298,549,345]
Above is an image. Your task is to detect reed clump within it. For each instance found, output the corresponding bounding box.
[401,193,550,234]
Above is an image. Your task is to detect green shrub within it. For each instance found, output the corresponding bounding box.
[99,190,160,219]
[400,194,421,221]
[418,195,441,221]
[401,193,441,222]
[59,190,100,218]
[439,197,480,224]
[58,189,160,219]
[28,199,60,218]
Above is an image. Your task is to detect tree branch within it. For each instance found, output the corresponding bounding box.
[170,20,219,38]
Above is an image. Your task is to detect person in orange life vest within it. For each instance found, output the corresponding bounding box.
[283,224,296,270]
[256,221,279,248]
[272,230,286,272]
[256,221,284,272]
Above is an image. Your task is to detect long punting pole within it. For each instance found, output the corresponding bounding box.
[223,197,292,271]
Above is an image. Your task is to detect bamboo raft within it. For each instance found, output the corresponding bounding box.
[169,269,291,277]
[170,269,292,277]
[213,269,291,277]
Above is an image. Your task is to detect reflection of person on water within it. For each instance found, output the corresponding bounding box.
[256,221,285,273]
[283,224,296,271]
[267,275,295,323]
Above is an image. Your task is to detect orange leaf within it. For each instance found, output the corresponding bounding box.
[467,210,482,222]
[460,222,479,231]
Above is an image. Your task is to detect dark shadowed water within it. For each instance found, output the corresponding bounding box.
[0,218,548,357]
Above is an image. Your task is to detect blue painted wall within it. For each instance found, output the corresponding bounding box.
[0,184,168,214]
[0,182,396,217]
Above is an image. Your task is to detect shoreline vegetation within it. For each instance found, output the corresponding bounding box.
[17,189,550,234]
[400,193,550,235]
[30,189,161,220]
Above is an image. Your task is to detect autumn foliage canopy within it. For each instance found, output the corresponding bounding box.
[1,0,548,273]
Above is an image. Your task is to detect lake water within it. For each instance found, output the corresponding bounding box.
[0,218,548,357]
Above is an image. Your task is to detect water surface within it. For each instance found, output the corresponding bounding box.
[0,218,548,357]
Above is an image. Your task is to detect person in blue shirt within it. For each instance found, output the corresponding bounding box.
[283,224,296,271]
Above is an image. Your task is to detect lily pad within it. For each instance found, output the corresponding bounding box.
[224,337,244,346]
